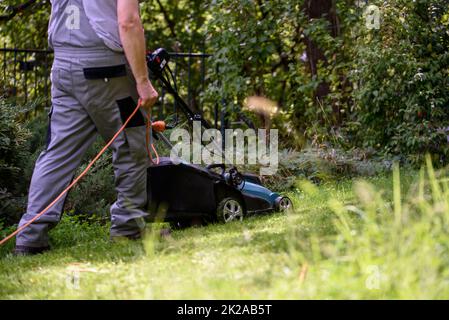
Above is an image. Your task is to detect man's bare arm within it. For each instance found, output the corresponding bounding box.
[117,0,158,110]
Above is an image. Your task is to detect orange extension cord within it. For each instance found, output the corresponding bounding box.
[146,112,160,165]
[0,100,159,247]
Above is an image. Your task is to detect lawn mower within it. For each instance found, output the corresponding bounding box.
[145,48,292,227]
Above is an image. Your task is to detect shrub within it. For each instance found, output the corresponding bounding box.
[347,0,449,164]
[241,145,392,192]
[205,0,449,164]
[0,99,32,225]
[0,99,32,193]
[0,102,116,226]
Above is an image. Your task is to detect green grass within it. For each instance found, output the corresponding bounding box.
[1,165,449,299]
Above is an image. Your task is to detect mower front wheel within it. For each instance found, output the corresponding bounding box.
[275,196,293,212]
[217,197,245,223]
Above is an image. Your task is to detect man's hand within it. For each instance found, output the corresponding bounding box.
[137,79,159,111]
[117,0,158,111]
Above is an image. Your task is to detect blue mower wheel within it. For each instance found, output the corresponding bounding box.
[275,196,293,212]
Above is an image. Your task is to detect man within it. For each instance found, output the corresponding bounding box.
[15,0,158,255]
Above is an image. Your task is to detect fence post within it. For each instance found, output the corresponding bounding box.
[44,51,49,108]
[2,43,6,93]
[13,48,17,101]
[24,52,28,103]
[187,47,192,110]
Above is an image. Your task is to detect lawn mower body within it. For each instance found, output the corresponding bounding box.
[146,157,286,223]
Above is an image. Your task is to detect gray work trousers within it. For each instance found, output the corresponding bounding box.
[16,48,150,247]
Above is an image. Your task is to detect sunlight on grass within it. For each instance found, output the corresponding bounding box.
[1,163,449,299]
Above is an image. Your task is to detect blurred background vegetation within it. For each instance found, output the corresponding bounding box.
[0,0,448,226]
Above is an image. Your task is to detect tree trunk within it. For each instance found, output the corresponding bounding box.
[303,0,339,112]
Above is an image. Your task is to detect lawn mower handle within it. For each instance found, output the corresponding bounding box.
[206,163,226,175]
[147,48,237,171]
[146,48,212,130]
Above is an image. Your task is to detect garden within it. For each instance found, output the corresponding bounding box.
[0,0,448,300]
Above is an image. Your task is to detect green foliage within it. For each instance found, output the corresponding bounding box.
[0,99,31,192]
[258,146,391,192]
[0,0,208,51]
[205,0,449,163]
[1,0,448,300]
[0,1,50,48]
[347,0,449,164]
[0,99,32,224]
[204,1,358,142]
[141,0,208,52]
[205,1,308,134]
[0,100,116,226]
[2,0,448,164]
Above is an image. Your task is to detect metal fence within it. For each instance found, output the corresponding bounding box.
[0,47,214,121]
[0,47,52,106]
[155,51,212,121]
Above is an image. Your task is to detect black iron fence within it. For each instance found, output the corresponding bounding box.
[0,47,52,106]
[155,51,212,121]
[0,47,214,121]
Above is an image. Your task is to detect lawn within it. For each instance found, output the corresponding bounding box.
[1,167,449,299]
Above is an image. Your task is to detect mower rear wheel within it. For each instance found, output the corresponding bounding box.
[217,197,245,223]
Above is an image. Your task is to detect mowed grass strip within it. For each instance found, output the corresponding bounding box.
[1,170,448,299]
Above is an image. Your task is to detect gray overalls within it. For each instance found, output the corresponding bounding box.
[16,0,150,248]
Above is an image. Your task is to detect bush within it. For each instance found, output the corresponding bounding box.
[205,0,449,164]
[347,0,449,164]
[0,99,32,225]
[0,101,116,226]
[0,100,32,193]
[241,145,392,192]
